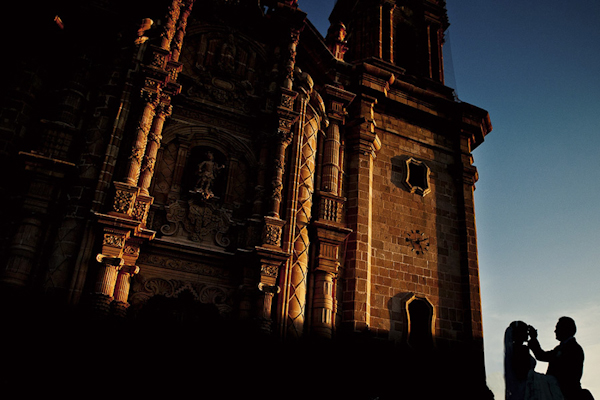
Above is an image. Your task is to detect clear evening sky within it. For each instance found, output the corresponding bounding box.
[299,1,600,398]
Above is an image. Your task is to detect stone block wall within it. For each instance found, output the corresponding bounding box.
[367,111,472,345]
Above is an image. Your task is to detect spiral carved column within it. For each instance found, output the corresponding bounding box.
[138,99,172,196]
[123,91,159,187]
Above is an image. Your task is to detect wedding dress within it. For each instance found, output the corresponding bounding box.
[504,323,564,400]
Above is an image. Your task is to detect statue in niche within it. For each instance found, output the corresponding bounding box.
[192,151,225,200]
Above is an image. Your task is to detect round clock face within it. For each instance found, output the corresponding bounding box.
[405,230,430,255]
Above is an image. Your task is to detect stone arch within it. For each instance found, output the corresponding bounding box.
[129,276,233,319]
[137,290,220,326]
[405,294,435,350]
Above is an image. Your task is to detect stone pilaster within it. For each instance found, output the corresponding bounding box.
[308,85,355,338]
[311,270,336,338]
[254,245,288,334]
[343,93,381,334]
[268,89,298,218]
[310,220,352,338]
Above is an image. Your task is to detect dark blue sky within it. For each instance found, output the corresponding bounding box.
[299,1,600,396]
[445,1,600,395]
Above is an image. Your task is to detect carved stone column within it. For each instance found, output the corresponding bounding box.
[91,212,149,315]
[321,122,341,194]
[2,215,44,288]
[255,246,287,334]
[285,84,319,339]
[123,89,160,186]
[170,0,195,64]
[321,85,355,195]
[283,28,301,90]
[307,85,354,338]
[160,0,183,51]
[267,6,304,218]
[257,283,280,334]
[311,269,336,338]
[138,98,172,196]
[111,265,140,318]
[93,254,124,315]
[268,90,298,218]
[88,0,195,317]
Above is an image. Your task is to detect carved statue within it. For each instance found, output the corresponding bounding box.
[192,151,224,199]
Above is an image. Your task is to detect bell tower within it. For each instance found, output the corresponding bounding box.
[321,0,492,397]
[330,0,448,82]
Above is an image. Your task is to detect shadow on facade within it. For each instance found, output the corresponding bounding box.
[1,292,491,399]
[385,292,494,400]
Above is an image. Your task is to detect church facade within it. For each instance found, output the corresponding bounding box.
[1,1,493,398]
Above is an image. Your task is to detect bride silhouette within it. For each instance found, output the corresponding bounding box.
[504,321,564,400]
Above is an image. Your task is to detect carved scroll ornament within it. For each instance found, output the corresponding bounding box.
[160,200,234,248]
[129,277,233,316]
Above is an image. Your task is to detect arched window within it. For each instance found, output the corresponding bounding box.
[406,296,434,350]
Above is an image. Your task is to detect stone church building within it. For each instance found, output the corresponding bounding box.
[1,0,493,398]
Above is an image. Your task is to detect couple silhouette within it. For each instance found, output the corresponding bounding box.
[504,317,593,400]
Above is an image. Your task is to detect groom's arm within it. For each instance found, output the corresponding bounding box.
[528,337,554,362]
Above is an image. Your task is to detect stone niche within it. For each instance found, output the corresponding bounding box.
[149,126,258,252]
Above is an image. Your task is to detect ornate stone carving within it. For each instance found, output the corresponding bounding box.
[132,195,153,224]
[281,92,295,109]
[113,189,136,215]
[103,233,126,248]
[140,155,156,173]
[132,201,146,221]
[326,21,349,61]
[179,29,266,114]
[141,84,160,101]
[160,200,234,248]
[271,180,283,204]
[260,264,279,278]
[278,118,294,134]
[123,245,140,257]
[137,253,232,279]
[263,223,282,247]
[129,277,233,316]
[160,0,182,50]
[151,51,167,69]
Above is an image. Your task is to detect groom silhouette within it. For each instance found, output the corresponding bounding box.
[528,317,587,400]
